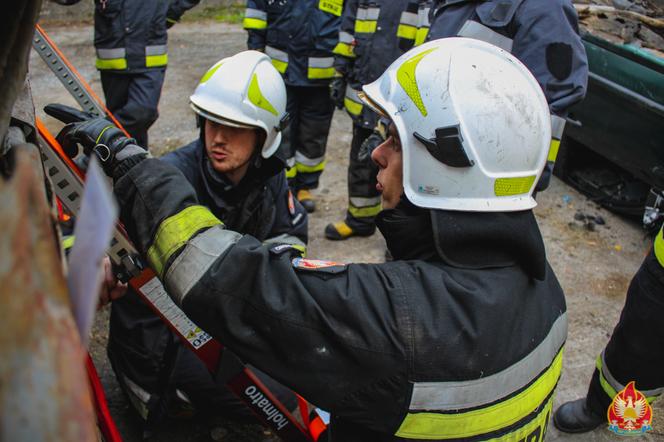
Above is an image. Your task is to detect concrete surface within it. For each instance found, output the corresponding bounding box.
[29,20,663,442]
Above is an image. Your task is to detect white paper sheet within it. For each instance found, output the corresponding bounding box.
[67,158,118,347]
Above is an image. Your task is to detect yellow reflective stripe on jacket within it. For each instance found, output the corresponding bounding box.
[96,58,128,70]
[147,205,222,278]
[146,54,168,68]
[243,17,267,30]
[396,350,563,439]
[415,27,429,46]
[397,24,417,40]
[272,59,288,74]
[547,139,561,162]
[344,97,363,116]
[333,42,355,57]
[355,20,377,33]
[654,226,664,268]
[307,57,336,79]
[285,166,297,179]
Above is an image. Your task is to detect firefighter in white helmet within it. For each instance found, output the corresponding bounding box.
[54,38,566,441]
[100,50,306,431]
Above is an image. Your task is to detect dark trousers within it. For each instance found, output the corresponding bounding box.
[280,85,335,190]
[345,125,380,230]
[100,68,166,149]
[585,250,664,415]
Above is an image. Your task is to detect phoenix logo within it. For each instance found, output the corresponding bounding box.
[608,381,653,435]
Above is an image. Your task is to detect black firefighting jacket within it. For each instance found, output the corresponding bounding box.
[93,0,200,72]
[243,0,344,86]
[333,0,412,128]
[112,154,567,441]
[107,139,307,413]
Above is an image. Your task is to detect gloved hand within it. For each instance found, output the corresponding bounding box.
[46,104,147,179]
[329,76,346,110]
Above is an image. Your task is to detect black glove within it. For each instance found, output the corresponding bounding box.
[329,76,346,110]
[46,104,147,178]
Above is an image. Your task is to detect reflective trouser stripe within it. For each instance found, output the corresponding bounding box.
[164,225,242,305]
[344,85,363,116]
[147,205,222,279]
[596,351,662,403]
[266,46,289,74]
[263,233,307,255]
[296,160,326,173]
[307,57,335,79]
[396,349,563,439]
[96,47,128,70]
[457,20,513,52]
[415,27,429,46]
[244,7,267,29]
[655,226,664,267]
[348,202,381,218]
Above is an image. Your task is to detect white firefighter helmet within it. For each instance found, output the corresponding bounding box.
[360,37,551,212]
[190,50,288,158]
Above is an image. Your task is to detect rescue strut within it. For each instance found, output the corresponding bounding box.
[32,23,316,442]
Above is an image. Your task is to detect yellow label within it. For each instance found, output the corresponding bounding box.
[319,0,343,16]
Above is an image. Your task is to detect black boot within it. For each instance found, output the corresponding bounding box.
[553,398,604,433]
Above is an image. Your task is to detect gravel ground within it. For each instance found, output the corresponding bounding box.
[30,20,663,442]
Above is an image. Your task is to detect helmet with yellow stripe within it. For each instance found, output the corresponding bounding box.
[360,37,551,212]
[190,50,288,158]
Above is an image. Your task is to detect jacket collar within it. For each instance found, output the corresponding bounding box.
[376,196,546,280]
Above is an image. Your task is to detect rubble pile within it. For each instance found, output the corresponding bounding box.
[575,0,664,56]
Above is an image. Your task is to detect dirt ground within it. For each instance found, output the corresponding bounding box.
[30,20,663,442]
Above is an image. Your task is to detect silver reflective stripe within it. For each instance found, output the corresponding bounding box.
[263,233,307,250]
[345,85,362,103]
[551,115,566,140]
[457,20,513,52]
[356,7,368,20]
[350,196,381,207]
[164,225,242,305]
[418,7,430,27]
[266,46,289,63]
[145,45,167,56]
[400,11,418,26]
[409,313,567,410]
[245,7,267,20]
[339,31,354,44]
[366,7,380,20]
[96,47,126,59]
[295,151,325,166]
[600,351,664,398]
[286,156,296,168]
[308,56,334,68]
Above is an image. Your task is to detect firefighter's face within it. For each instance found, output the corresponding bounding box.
[371,121,403,210]
[204,119,257,185]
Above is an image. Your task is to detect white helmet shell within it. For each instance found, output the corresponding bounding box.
[362,38,551,212]
[190,50,287,158]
